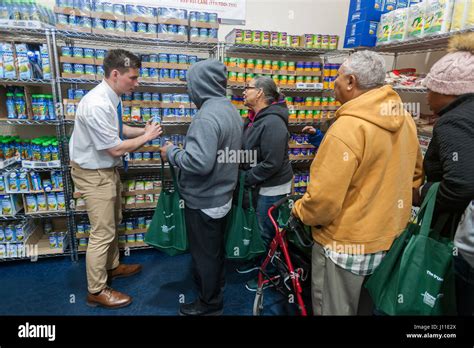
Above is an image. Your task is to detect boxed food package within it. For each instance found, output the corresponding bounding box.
[1,194,23,216]
[40,44,51,80]
[451,0,474,31]
[424,0,456,35]
[347,20,379,37]
[397,0,410,9]
[407,2,426,39]
[349,0,384,13]
[345,20,379,48]
[350,9,384,22]
[377,11,395,44]
[2,43,16,79]
[15,44,33,80]
[348,0,385,23]
[384,0,398,12]
[390,8,409,41]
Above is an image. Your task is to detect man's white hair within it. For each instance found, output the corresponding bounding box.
[341,50,386,89]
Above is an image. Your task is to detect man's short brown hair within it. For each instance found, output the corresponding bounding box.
[103,49,141,78]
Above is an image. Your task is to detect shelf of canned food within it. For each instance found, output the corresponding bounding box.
[225,29,341,53]
[288,133,317,161]
[73,174,168,212]
[232,93,340,120]
[59,47,200,85]
[58,77,189,89]
[54,1,219,45]
[64,118,195,127]
[225,58,340,90]
[287,118,336,126]
[63,88,198,125]
[228,84,333,93]
[75,210,154,252]
[292,169,310,195]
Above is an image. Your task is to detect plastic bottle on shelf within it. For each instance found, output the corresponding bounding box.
[41,140,51,162]
[20,139,29,160]
[50,140,59,161]
[46,95,55,120]
[41,95,48,119]
[30,139,40,161]
[6,92,17,119]
[14,93,27,119]
[31,94,38,120]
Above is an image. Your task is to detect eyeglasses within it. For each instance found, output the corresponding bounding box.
[244,86,259,91]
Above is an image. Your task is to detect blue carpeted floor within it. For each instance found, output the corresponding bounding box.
[0,249,299,316]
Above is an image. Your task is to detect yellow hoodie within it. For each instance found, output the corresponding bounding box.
[293,85,424,254]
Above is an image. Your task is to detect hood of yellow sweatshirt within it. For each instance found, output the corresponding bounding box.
[335,85,408,133]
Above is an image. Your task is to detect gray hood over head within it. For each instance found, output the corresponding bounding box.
[187,59,227,108]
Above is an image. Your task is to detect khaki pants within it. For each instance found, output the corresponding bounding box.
[71,164,122,293]
[311,242,374,315]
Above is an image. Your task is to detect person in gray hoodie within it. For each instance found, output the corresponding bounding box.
[160,59,243,316]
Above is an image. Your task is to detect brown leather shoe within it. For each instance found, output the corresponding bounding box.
[108,264,142,281]
[86,287,132,309]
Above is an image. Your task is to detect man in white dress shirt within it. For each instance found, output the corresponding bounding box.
[70,49,162,309]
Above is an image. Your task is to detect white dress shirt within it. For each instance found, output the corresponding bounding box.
[69,80,123,169]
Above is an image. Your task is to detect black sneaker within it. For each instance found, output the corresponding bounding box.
[235,261,259,274]
[179,300,223,316]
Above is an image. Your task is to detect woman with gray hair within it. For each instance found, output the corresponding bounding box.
[236,76,293,291]
[291,50,424,315]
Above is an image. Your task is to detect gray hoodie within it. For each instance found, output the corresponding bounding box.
[167,59,243,210]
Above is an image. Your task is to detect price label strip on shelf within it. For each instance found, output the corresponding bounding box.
[296,82,324,90]
[21,160,61,169]
[0,156,20,170]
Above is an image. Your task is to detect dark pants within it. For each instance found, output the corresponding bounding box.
[185,207,227,309]
[256,194,287,248]
[454,253,474,316]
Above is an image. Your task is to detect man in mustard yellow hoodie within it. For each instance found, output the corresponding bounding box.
[292,51,424,315]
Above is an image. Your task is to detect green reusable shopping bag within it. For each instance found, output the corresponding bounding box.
[225,172,266,260]
[365,183,456,315]
[144,162,187,256]
[396,187,456,315]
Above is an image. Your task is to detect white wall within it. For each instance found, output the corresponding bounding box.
[218,0,350,45]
